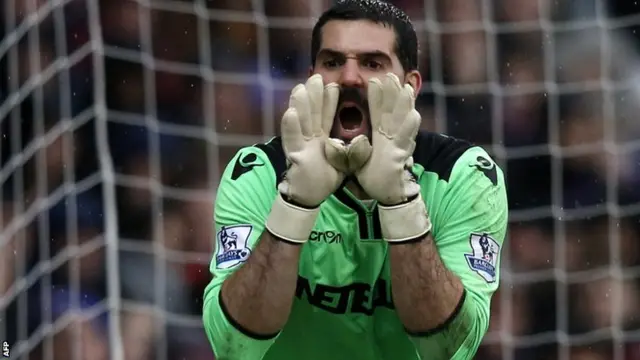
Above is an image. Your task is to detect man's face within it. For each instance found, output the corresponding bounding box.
[311,20,420,143]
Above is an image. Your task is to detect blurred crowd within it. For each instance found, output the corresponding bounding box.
[1,0,640,359]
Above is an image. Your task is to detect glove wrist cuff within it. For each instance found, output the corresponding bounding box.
[266,194,320,243]
[378,194,432,243]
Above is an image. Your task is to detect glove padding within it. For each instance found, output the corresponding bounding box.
[266,74,346,243]
[347,73,432,242]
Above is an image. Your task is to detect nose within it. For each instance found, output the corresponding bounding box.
[338,58,364,88]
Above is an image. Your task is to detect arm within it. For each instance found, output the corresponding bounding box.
[389,234,464,334]
[204,75,342,359]
[220,230,301,335]
[350,74,504,358]
[202,145,310,359]
[387,148,508,359]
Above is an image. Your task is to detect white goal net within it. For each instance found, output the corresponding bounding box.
[1,0,640,359]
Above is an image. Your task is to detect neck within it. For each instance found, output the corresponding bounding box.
[345,179,370,200]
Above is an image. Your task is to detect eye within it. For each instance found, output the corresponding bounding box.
[362,59,383,70]
[323,58,342,69]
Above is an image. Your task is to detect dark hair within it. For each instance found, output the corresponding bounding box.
[310,0,419,72]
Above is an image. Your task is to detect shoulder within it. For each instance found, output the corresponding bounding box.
[413,130,473,181]
[252,136,286,174]
[413,130,502,188]
[216,137,286,212]
[221,136,287,185]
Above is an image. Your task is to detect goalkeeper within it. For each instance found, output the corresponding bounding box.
[203,0,508,359]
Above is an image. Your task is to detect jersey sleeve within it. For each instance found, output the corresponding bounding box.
[202,144,280,360]
[412,146,508,360]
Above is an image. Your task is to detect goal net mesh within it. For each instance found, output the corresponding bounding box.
[1,0,640,359]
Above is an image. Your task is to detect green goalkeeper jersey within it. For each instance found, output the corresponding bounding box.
[203,131,508,360]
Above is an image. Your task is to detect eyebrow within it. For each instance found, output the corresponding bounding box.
[316,48,393,61]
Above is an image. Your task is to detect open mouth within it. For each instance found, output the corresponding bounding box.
[337,103,365,131]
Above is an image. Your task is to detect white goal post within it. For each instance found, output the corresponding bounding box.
[1,0,640,359]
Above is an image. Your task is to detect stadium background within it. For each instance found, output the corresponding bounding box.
[1,0,640,359]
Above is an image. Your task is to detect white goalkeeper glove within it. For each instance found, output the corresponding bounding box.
[265,74,347,243]
[348,73,432,243]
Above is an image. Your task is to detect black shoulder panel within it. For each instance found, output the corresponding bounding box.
[249,132,470,186]
[412,130,473,182]
[254,137,287,187]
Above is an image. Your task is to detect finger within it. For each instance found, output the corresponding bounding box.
[281,108,305,153]
[347,134,373,173]
[382,73,402,113]
[306,74,324,134]
[389,84,415,132]
[289,84,312,137]
[325,137,349,174]
[405,82,416,100]
[367,77,384,109]
[394,109,421,151]
[378,74,403,134]
[288,83,305,107]
[367,77,384,129]
[322,83,340,135]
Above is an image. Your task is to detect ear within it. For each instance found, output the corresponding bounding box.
[308,66,314,78]
[404,70,422,95]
